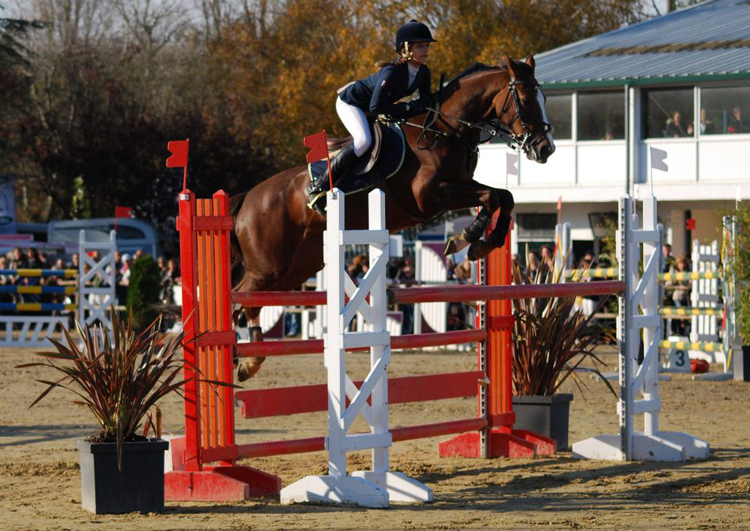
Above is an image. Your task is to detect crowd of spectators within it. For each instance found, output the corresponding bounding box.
[664,106,747,137]
[0,246,181,316]
[0,247,79,307]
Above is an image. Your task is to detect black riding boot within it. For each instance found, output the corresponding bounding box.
[306,143,359,211]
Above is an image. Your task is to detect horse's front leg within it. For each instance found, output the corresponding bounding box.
[427,181,512,258]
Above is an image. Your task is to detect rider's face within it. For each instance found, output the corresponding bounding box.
[408,42,430,65]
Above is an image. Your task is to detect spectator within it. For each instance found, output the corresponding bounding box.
[395,257,416,334]
[158,257,175,304]
[511,253,521,270]
[665,111,689,137]
[166,259,179,284]
[728,105,745,134]
[526,251,540,281]
[666,255,691,336]
[539,244,554,272]
[348,254,369,285]
[582,252,597,268]
[25,248,43,269]
[453,259,473,283]
[699,108,714,134]
[8,247,24,270]
[662,244,675,273]
[116,254,132,305]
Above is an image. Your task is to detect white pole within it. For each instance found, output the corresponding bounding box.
[642,196,660,437]
[325,190,347,479]
[368,191,389,474]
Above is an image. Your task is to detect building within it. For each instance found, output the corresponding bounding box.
[474,0,750,263]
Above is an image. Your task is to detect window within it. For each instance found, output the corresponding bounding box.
[643,87,694,138]
[700,86,750,135]
[516,213,556,239]
[577,91,624,140]
[545,94,572,140]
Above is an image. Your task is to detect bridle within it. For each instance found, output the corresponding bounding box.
[391,73,553,155]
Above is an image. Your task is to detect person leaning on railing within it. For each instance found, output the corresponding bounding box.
[665,255,691,337]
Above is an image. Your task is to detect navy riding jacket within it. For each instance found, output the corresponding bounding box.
[339,62,432,118]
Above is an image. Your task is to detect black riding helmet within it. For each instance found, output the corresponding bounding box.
[395,20,437,53]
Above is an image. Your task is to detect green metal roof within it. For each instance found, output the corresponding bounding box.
[536,0,750,90]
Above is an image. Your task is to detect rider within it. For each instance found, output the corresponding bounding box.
[306,20,436,207]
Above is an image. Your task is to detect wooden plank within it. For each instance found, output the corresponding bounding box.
[237,371,484,419]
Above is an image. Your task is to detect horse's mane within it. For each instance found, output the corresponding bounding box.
[447,63,502,85]
[438,63,507,102]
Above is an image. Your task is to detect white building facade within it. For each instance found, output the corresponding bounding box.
[474,0,750,262]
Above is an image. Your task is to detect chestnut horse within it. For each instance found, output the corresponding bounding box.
[230,54,555,380]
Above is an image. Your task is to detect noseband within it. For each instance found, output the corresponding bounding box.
[500,76,554,153]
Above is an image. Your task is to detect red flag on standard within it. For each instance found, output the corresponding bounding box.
[115,206,133,219]
[304,131,329,164]
[166,140,189,168]
[167,139,190,192]
[114,206,133,233]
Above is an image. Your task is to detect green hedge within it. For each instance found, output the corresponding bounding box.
[126,255,162,330]
[734,205,750,344]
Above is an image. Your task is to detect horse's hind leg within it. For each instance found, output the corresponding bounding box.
[462,207,492,243]
[467,189,514,261]
[236,306,266,382]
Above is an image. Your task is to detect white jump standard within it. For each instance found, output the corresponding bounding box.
[280,190,432,507]
[573,196,709,461]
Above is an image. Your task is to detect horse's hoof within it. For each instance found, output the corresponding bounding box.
[444,235,470,256]
[237,361,263,382]
[461,226,482,243]
[467,241,494,261]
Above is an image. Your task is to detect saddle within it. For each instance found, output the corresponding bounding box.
[307,121,406,198]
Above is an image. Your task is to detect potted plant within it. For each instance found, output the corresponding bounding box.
[511,264,615,450]
[18,312,187,514]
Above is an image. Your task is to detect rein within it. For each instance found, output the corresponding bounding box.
[390,73,552,155]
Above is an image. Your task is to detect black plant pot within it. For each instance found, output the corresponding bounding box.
[512,394,573,450]
[77,438,169,514]
[735,346,750,382]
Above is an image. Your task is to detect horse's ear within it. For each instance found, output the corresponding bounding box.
[525,54,535,71]
[504,53,518,77]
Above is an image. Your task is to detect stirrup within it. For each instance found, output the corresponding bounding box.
[307,190,328,214]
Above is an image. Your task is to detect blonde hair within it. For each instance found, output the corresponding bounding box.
[375,42,412,69]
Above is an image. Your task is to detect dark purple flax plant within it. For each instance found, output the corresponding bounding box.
[18,312,199,470]
[511,262,617,397]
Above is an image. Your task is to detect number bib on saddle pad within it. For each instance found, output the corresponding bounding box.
[307,121,406,201]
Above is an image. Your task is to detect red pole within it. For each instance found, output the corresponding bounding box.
[177,190,201,472]
[214,190,236,463]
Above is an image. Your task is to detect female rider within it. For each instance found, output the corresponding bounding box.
[307,20,436,208]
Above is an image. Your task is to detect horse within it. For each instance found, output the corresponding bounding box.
[230,53,555,380]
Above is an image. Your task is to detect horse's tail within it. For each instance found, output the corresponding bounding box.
[229,192,247,289]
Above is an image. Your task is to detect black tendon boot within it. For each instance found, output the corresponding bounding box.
[306,143,359,213]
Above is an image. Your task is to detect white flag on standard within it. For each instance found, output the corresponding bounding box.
[650,146,668,172]
[506,152,518,176]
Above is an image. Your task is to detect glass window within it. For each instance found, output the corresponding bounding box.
[700,86,750,135]
[517,213,556,239]
[643,87,694,138]
[577,91,624,140]
[545,93,572,140]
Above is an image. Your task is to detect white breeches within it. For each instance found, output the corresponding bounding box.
[336,96,372,157]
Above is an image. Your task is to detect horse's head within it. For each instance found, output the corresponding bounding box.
[494,54,555,163]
